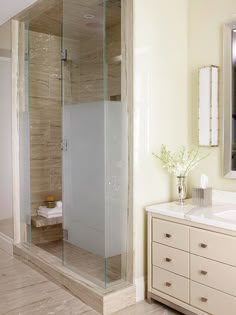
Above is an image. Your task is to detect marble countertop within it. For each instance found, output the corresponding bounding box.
[146,197,236,231]
[146,200,195,219]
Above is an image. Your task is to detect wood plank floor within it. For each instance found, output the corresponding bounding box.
[0,218,13,239]
[0,247,180,315]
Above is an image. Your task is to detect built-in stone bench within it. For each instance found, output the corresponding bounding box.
[31,216,63,244]
[31,215,63,228]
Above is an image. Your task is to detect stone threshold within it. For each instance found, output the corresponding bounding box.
[14,243,136,315]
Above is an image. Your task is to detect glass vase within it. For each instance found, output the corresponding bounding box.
[176,176,187,205]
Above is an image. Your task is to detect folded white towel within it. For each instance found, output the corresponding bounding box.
[38,212,62,219]
[38,206,62,215]
[38,209,62,215]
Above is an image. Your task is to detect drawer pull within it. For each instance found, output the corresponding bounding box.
[165,282,172,287]
[200,270,208,275]
[165,233,172,238]
[200,243,208,248]
[200,297,208,303]
[165,257,172,263]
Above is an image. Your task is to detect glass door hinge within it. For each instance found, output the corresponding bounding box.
[61,49,68,62]
[63,229,68,240]
[61,140,68,152]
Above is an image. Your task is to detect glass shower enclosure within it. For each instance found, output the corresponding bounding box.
[18,0,128,289]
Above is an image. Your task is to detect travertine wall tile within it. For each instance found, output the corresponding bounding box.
[30,31,62,218]
[30,144,50,160]
[31,168,51,192]
[29,23,121,220]
[30,97,61,121]
[30,32,50,49]
[30,71,50,98]
[50,121,62,142]
[50,173,62,191]
[31,190,62,205]
[31,158,62,170]
[32,224,63,244]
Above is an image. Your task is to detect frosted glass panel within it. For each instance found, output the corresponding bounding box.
[62,0,128,288]
[105,101,128,258]
[63,101,128,287]
[63,101,128,253]
[63,102,105,257]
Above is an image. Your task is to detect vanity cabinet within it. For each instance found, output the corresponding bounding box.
[148,215,236,315]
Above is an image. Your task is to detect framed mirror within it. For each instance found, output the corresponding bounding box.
[223,21,236,178]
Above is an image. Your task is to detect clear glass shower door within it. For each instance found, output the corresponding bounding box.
[62,0,128,288]
[18,17,32,244]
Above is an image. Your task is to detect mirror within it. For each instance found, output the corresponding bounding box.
[223,21,236,178]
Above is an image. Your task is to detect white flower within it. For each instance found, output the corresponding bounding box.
[153,145,209,177]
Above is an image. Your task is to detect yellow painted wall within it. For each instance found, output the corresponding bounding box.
[133,0,189,288]
[134,0,236,298]
[188,0,236,191]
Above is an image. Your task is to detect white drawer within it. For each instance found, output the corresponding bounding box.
[190,281,236,315]
[152,218,189,251]
[153,243,189,277]
[190,227,236,266]
[152,266,189,303]
[190,254,236,297]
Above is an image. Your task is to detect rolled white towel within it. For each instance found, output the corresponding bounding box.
[56,201,62,208]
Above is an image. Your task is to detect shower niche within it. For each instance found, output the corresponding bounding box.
[12,0,134,313]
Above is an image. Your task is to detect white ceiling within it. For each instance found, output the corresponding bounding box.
[0,0,38,25]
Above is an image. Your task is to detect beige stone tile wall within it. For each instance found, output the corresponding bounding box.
[106,23,121,100]
[29,24,121,216]
[30,31,62,216]
[63,23,121,104]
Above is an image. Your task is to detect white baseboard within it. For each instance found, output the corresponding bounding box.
[0,232,13,255]
[135,276,146,302]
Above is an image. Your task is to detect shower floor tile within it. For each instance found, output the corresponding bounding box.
[37,240,122,285]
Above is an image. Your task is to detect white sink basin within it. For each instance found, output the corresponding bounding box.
[186,204,236,230]
[214,210,236,222]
